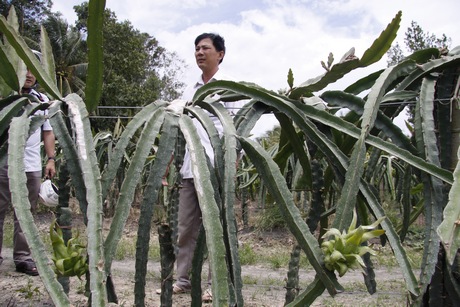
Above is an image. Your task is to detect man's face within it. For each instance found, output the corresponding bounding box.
[23,69,36,89]
[195,38,224,72]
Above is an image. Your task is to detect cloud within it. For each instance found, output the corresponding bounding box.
[53,0,459,136]
[156,3,381,91]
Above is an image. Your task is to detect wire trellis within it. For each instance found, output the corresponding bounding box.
[89,98,455,120]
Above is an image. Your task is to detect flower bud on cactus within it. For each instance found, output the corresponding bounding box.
[50,220,88,279]
[321,211,385,277]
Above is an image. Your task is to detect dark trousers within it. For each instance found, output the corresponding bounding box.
[175,179,211,289]
[0,169,41,265]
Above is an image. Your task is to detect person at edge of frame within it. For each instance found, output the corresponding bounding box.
[0,60,56,276]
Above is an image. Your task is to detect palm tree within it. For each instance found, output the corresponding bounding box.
[42,14,87,97]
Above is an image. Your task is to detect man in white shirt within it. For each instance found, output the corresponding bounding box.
[0,68,56,276]
[174,33,242,302]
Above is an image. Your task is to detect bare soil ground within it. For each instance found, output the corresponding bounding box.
[0,211,410,307]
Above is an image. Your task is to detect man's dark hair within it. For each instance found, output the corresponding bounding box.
[195,33,225,63]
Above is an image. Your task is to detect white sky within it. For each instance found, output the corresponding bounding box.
[53,0,460,136]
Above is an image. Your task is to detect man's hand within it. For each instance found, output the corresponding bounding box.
[45,159,56,179]
[43,130,56,179]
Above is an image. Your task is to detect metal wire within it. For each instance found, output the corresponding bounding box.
[89,98,456,119]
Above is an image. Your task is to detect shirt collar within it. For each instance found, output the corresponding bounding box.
[193,69,224,89]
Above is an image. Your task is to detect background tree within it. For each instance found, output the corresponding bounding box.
[0,0,52,41]
[73,2,185,132]
[387,21,451,66]
[1,2,87,97]
[2,1,186,132]
[386,21,453,127]
[41,14,87,97]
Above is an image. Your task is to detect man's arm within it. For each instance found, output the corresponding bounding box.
[43,130,56,179]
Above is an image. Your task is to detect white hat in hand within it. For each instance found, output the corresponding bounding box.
[39,179,59,207]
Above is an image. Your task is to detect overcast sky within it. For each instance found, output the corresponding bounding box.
[53,0,459,136]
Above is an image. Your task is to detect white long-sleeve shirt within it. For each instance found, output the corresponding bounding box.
[24,89,52,172]
[180,70,243,179]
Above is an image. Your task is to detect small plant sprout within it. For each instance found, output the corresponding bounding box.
[16,277,42,301]
[321,211,385,277]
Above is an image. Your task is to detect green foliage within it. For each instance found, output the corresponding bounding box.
[360,11,401,67]
[84,0,104,112]
[16,277,42,301]
[0,0,52,41]
[113,237,135,261]
[387,20,452,66]
[41,15,87,97]
[239,243,257,265]
[195,18,459,303]
[73,2,185,131]
[3,0,185,121]
[268,252,291,270]
[1,219,13,248]
[113,236,160,261]
[1,5,460,306]
[255,204,287,230]
[7,112,70,305]
[438,145,460,264]
[405,21,451,52]
[0,8,61,99]
[49,220,88,279]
